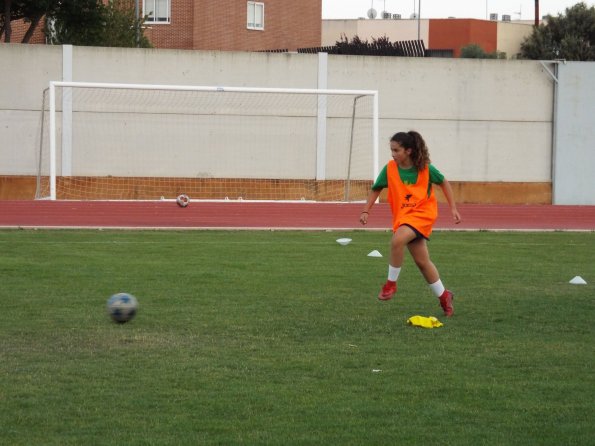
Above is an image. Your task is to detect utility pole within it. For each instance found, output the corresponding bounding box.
[417,0,421,41]
[135,0,140,47]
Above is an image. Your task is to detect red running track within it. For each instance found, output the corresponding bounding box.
[0,200,594,231]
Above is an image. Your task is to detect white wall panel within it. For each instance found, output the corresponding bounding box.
[553,63,595,205]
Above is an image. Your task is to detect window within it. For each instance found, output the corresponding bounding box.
[144,0,170,23]
[247,2,264,30]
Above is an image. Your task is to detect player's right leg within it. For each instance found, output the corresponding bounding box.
[378,225,417,301]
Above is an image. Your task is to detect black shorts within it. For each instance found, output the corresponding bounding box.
[400,224,429,241]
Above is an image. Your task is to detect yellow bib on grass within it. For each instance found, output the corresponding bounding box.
[407,315,443,328]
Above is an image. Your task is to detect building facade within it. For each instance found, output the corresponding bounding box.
[2,0,322,52]
[322,17,535,58]
[3,4,533,58]
[1,19,46,44]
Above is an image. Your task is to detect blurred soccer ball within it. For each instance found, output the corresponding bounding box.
[176,194,190,207]
[107,292,138,323]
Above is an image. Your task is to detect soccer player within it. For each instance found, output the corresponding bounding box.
[359,131,461,316]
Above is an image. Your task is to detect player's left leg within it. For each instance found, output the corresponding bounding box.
[407,238,438,282]
[408,239,454,316]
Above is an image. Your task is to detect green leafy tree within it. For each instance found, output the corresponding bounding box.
[460,43,506,59]
[22,0,57,43]
[334,34,370,55]
[1,0,151,47]
[47,0,108,46]
[332,34,423,57]
[1,0,59,42]
[1,0,21,42]
[520,2,595,60]
[101,0,151,48]
[47,0,151,47]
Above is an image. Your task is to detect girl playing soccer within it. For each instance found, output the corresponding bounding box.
[359,131,461,316]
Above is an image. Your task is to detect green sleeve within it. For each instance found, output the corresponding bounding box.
[372,165,388,190]
[429,164,445,185]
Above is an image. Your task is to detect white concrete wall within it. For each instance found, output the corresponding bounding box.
[553,62,595,205]
[1,43,593,203]
[326,56,554,182]
[0,45,63,175]
[71,46,319,88]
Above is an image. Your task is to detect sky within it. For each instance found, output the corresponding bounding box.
[322,0,592,20]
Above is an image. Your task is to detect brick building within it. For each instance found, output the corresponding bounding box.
[323,17,535,58]
[1,19,46,44]
[428,19,499,57]
[2,1,322,52]
[146,0,321,51]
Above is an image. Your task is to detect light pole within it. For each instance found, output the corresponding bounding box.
[135,0,140,47]
[417,0,421,41]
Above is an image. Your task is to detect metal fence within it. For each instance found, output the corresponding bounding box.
[262,41,452,58]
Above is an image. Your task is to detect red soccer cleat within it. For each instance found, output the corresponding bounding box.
[378,280,397,301]
[439,290,454,317]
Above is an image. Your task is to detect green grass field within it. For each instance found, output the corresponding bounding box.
[1,229,593,445]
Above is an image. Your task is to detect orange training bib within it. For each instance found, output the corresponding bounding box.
[386,161,438,237]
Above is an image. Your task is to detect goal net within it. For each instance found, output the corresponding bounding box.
[36,82,378,202]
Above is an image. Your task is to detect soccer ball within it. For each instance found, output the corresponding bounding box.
[176,194,190,207]
[107,292,138,323]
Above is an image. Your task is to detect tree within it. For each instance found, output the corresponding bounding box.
[520,2,595,60]
[101,0,151,48]
[1,0,17,42]
[331,34,425,57]
[1,0,151,47]
[21,0,56,43]
[47,0,108,46]
[460,43,506,59]
[0,0,58,43]
[47,0,151,47]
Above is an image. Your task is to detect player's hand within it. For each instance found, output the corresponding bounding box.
[360,212,369,225]
[452,209,462,224]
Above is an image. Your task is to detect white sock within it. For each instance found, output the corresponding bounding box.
[388,265,401,282]
[429,279,446,298]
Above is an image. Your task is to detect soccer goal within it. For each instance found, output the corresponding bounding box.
[36,81,378,202]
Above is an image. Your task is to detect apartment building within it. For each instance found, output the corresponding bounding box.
[2,1,322,52]
[145,0,321,51]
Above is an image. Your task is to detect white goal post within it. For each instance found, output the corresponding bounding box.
[37,81,379,202]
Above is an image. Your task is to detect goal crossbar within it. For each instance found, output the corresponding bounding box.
[49,81,378,97]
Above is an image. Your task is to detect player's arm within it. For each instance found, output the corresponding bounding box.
[438,178,461,224]
[360,165,387,225]
[430,164,461,224]
[360,188,382,225]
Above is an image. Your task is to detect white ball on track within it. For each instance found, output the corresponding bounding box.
[176,194,190,207]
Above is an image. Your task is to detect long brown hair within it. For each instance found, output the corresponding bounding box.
[390,131,431,170]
